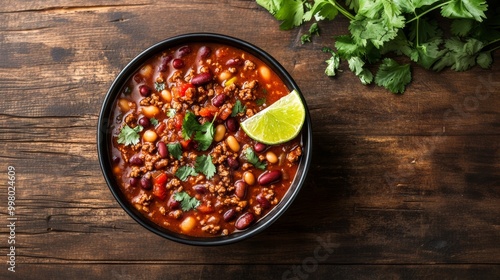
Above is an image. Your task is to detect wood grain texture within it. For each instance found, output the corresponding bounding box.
[0,0,499,279]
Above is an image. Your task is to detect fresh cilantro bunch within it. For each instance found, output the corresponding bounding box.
[257,0,499,93]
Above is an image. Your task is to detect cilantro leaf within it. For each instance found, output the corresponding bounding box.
[348,57,373,85]
[324,52,340,77]
[335,35,365,59]
[168,142,183,160]
[231,100,246,117]
[167,108,176,118]
[194,121,214,151]
[256,0,281,14]
[274,0,305,30]
[150,118,159,127]
[476,51,492,69]
[415,38,446,69]
[451,19,475,36]
[433,37,484,71]
[375,58,411,94]
[195,155,216,179]
[244,147,267,170]
[154,82,165,92]
[175,165,198,181]
[181,111,200,140]
[441,0,488,22]
[174,191,200,211]
[117,125,143,146]
[304,0,338,21]
[256,98,266,106]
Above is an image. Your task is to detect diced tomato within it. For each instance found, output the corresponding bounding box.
[199,104,218,118]
[197,204,214,213]
[180,139,191,149]
[152,173,168,200]
[179,83,194,97]
[174,114,183,131]
[153,172,167,186]
[153,183,167,200]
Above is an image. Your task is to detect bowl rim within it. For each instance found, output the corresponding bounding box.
[97,33,312,246]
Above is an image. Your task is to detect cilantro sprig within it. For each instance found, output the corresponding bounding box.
[181,111,215,151]
[117,125,143,146]
[257,0,499,94]
[244,147,267,170]
[174,191,200,211]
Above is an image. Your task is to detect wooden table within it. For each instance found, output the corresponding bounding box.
[1,1,499,279]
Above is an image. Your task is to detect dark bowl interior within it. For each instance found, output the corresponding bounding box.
[97,33,312,245]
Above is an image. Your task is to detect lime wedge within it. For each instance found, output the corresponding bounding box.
[241,89,306,145]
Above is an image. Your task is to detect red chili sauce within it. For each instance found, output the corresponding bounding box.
[110,43,302,237]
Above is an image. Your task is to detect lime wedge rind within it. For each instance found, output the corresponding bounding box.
[241,89,306,145]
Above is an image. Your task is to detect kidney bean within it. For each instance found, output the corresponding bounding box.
[212,94,226,107]
[198,46,211,59]
[234,180,247,199]
[254,142,267,153]
[226,58,244,67]
[258,170,282,186]
[223,209,237,222]
[138,117,150,128]
[226,157,240,170]
[139,85,151,97]
[157,141,168,159]
[158,55,173,72]
[177,46,191,57]
[129,155,144,166]
[193,184,207,194]
[172,58,184,69]
[225,117,239,132]
[129,177,139,187]
[235,212,255,230]
[167,195,180,209]
[256,193,271,209]
[140,177,152,190]
[191,72,213,86]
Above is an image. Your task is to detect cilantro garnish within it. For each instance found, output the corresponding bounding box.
[167,142,183,160]
[181,111,215,151]
[244,147,267,170]
[195,155,216,179]
[255,98,266,106]
[257,0,498,93]
[117,125,143,146]
[231,100,246,117]
[301,22,319,44]
[150,118,159,127]
[167,108,176,118]
[154,82,165,92]
[173,191,200,211]
[175,166,198,181]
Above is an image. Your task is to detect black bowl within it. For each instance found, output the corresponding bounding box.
[97,33,312,245]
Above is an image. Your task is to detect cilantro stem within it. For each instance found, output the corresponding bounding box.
[406,1,452,24]
[328,0,355,21]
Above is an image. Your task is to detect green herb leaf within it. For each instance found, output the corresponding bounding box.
[181,111,200,140]
[194,121,214,151]
[195,155,216,179]
[168,142,183,160]
[476,51,492,69]
[150,118,159,127]
[375,58,412,94]
[174,191,200,211]
[348,57,373,85]
[324,52,340,76]
[256,98,266,106]
[433,37,484,71]
[117,125,143,146]
[274,0,305,30]
[441,0,488,22]
[167,108,176,118]
[175,165,198,181]
[154,82,165,92]
[244,147,267,170]
[231,100,246,117]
